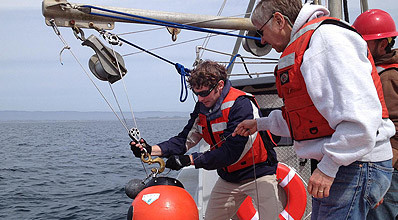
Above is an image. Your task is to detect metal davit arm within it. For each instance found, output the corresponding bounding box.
[42,0,256,31]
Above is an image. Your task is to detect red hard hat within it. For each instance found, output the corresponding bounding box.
[353,9,398,41]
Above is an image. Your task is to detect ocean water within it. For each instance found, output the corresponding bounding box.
[0,118,188,220]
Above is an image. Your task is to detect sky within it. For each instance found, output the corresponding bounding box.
[0,0,397,113]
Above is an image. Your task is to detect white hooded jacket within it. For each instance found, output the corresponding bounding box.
[256,3,395,177]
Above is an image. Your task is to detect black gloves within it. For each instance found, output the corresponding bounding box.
[130,139,152,158]
[166,155,191,170]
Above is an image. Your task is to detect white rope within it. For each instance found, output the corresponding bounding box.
[108,82,129,126]
[109,41,148,175]
[198,0,228,59]
[110,44,139,129]
[248,134,262,220]
[51,20,152,176]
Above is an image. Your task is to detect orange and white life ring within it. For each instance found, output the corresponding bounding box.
[237,196,259,220]
[236,163,307,220]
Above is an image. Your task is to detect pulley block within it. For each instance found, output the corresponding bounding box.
[242,30,272,57]
[82,34,127,84]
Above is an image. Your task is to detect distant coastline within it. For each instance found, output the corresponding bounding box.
[0,111,190,121]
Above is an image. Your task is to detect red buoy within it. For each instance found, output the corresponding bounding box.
[132,185,199,220]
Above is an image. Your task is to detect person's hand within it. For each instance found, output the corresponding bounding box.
[166,155,191,170]
[232,119,257,137]
[130,138,152,158]
[307,168,334,198]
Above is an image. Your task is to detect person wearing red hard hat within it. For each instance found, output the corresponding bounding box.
[354,9,398,220]
[353,9,398,41]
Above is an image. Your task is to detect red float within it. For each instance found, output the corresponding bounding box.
[132,185,199,220]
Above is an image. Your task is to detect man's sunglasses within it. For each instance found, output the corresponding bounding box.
[256,12,293,37]
[256,14,274,37]
[193,83,218,97]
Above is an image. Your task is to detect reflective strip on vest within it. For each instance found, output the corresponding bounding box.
[377,64,398,74]
[230,131,259,166]
[221,100,235,111]
[287,22,321,48]
[376,66,385,73]
[198,123,203,134]
[185,117,205,151]
[211,122,227,133]
[278,53,295,70]
[287,18,350,49]
[230,101,260,165]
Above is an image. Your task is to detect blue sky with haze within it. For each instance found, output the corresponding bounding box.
[1,0,397,113]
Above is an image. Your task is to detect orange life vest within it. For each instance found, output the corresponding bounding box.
[275,17,389,141]
[377,63,398,75]
[197,87,273,173]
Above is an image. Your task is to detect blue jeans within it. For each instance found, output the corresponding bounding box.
[311,160,393,220]
[367,169,398,220]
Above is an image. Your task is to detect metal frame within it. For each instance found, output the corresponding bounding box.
[42,0,256,31]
